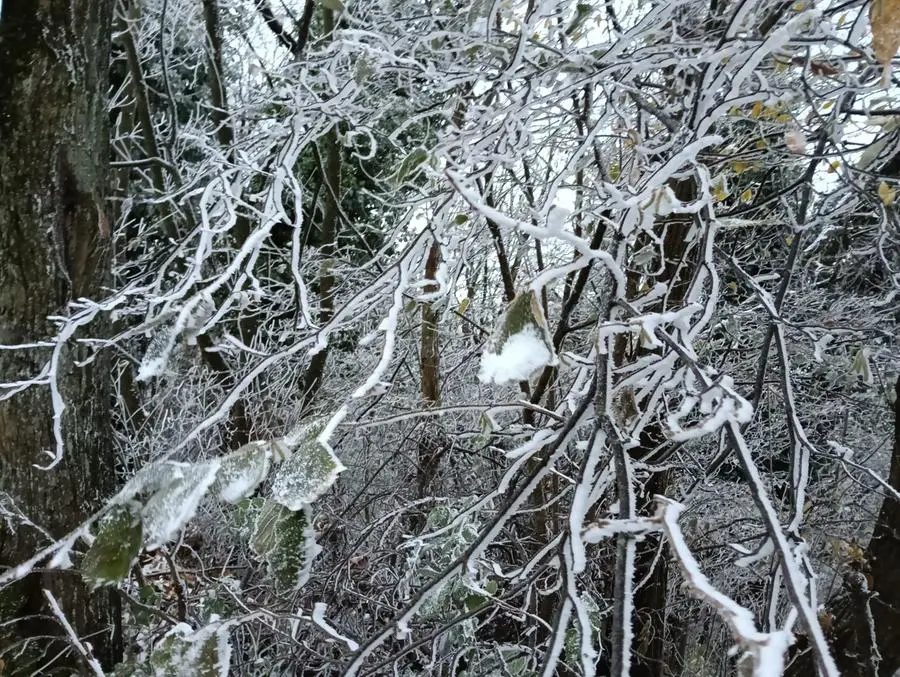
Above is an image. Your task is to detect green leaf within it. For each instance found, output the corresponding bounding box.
[393,147,429,186]
[114,622,231,677]
[464,593,487,612]
[229,497,265,538]
[479,291,555,384]
[494,290,549,349]
[212,441,272,504]
[128,584,163,626]
[82,503,142,588]
[141,461,221,549]
[354,58,373,84]
[270,420,345,510]
[322,0,344,11]
[454,213,469,225]
[250,500,319,591]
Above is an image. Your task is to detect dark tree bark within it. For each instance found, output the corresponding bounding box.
[862,374,900,676]
[785,376,900,677]
[0,1,120,672]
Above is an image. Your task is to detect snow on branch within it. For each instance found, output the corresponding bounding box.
[655,498,794,677]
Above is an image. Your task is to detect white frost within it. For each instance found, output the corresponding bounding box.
[141,461,221,550]
[311,602,360,651]
[214,442,272,504]
[479,326,553,385]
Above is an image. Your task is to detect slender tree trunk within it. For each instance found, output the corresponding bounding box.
[0,1,120,672]
[417,243,442,499]
[302,119,341,407]
[609,177,697,677]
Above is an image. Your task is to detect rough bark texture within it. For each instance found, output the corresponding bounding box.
[863,374,900,676]
[785,376,900,677]
[0,1,119,672]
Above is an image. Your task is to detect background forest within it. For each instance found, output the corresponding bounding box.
[0,0,899,675]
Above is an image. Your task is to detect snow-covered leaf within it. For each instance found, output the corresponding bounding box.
[82,503,142,588]
[479,291,555,384]
[851,346,873,385]
[114,621,231,677]
[270,421,345,509]
[141,461,221,550]
[393,147,429,186]
[249,500,319,591]
[137,324,175,382]
[784,127,806,153]
[354,58,373,84]
[212,441,272,504]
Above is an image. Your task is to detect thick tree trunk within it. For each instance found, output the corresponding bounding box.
[862,374,900,676]
[785,376,900,677]
[0,2,119,672]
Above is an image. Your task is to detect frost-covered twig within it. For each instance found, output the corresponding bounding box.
[655,498,793,677]
[42,589,105,677]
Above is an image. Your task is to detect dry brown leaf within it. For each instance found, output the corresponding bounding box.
[870,0,900,85]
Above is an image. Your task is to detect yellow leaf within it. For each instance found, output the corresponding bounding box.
[879,180,896,205]
[870,0,900,68]
[838,13,846,27]
[776,113,793,123]
[828,160,841,172]
[458,297,471,314]
[792,1,808,10]
[756,139,768,149]
[732,161,748,174]
[740,188,756,203]
[785,235,794,247]
[713,185,728,202]
[751,101,764,118]
[822,100,834,110]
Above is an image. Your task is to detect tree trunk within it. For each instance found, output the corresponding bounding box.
[417,242,443,499]
[863,374,900,676]
[0,2,120,672]
[785,376,900,677]
[301,6,342,410]
[609,177,697,677]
